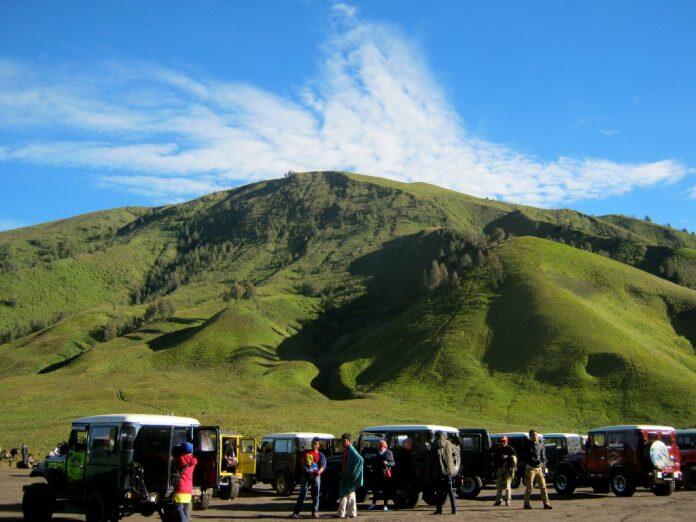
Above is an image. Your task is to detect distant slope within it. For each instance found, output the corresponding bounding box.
[1,172,695,449]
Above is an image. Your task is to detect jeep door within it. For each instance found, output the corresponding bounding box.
[272,438,294,478]
[193,426,219,490]
[458,432,487,477]
[84,424,120,491]
[258,438,274,480]
[66,424,89,490]
[586,432,608,477]
[238,438,257,476]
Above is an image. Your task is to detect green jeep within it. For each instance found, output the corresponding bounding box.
[22,414,219,522]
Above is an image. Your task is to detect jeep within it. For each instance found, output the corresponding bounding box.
[22,414,219,522]
[542,433,583,481]
[676,429,696,490]
[554,425,681,497]
[253,432,336,497]
[216,433,256,501]
[357,424,460,509]
[453,428,493,499]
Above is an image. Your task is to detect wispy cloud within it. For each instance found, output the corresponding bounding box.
[0,8,690,206]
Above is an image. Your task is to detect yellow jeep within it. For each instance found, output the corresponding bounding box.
[218,432,257,500]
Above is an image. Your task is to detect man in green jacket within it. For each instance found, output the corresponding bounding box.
[336,433,364,518]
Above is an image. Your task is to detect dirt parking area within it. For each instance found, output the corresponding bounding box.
[1,466,694,521]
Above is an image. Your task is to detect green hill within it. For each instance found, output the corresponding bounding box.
[1,171,695,450]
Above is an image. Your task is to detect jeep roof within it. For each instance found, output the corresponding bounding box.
[73,414,200,426]
[676,428,696,435]
[362,425,458,433]
[262,432,334,439]
[589,425,675,433]
[491,432,539,438]
[543,433,582,438]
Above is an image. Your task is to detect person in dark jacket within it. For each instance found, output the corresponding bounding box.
[491,436,517,506]
[171,442,198,522]
[430,431,458,515]
[367,439,395,511]
[291,437,326,519]
[522,430,551,510]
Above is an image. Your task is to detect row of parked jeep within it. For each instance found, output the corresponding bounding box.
[21,414,696,522]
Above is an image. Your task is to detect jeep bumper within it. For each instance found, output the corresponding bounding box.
[653,470,680,483]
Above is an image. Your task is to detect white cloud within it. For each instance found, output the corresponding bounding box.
[0,16,690,206]
[688,186,696,200]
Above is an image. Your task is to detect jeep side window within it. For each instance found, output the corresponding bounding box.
[120,425,136,451]
[89,426,118,456]
[660,433,673,446]
[460,435,481,451]
[678,434,695,450]
[69,427,88,452]
[261,440,273,454]
[607,431,626,448]
[274,439,292,453]
[590,433,606,449]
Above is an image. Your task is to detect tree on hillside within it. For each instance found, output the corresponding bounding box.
[144,299,176,322]
[223,281,246,303]
[645,215,652,222]
[490,227,506,243]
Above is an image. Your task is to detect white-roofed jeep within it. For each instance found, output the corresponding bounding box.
[22,414,219,522]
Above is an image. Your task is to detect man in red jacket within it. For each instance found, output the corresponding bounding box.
[172,442,198,522]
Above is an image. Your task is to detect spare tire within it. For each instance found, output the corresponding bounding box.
[648,441,671,470]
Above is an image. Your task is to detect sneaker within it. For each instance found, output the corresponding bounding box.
[523,504,532,510]
[382,506,388,512]
[313,513,321,519]
[543,504,553,510]
[493,500,502,506]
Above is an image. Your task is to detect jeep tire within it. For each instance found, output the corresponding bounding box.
[85,491,114,522]
[194,490,212,510]
[456,475,483,499]
[240,474,254,492]
[652,481,675,496]
[272,472,294,496]
[553,469,576,496]
[610,471,636,497]
[392,486,420,509]
[683,465,696,490]
[22,483,55,522]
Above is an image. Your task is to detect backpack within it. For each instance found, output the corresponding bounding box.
[171,460,193,490]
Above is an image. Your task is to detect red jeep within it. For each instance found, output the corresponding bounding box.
[554,425,680,497]
[676,429,696,490]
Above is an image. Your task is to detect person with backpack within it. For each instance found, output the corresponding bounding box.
[291,437,326,519]
[367,439,395,512]
[491,436,517,506]
[430,431,458,515]
[171,442,198,522]
[336,433,364,519]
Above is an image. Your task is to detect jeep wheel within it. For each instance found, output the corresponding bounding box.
[652,481,675,496]
[553,469,576,496]
[456,475,483,499]
[683,465,696,490]
[194,490,212,510]
[272,472,294,496]
[22,483,55,522]
[610,471,636,497]
[85,492,114,522]
[392,486,420,509]
[240,474,254,491]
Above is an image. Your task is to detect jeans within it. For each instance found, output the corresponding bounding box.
[436,476,456,514]
[173,502,190,522]
[294,476,320,515]
[337,491,357,518]
[524,465,550,506]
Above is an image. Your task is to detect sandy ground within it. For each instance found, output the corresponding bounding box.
[1,465,694,521]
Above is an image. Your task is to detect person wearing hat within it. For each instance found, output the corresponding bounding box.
[491,436,517,506]
[171,442,198,522]
[336,433,364,519]
[291,437,327,519]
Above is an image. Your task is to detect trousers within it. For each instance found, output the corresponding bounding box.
[524,465,550,505]
[337,491,357,518]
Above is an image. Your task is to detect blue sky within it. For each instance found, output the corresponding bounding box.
[0,0,694,231]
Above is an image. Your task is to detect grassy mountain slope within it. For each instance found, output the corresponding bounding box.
[1,172,695,450]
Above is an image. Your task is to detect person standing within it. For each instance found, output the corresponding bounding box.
[430,431,458,515]
[336,433,364,519]
[492,436,517,506]
[367,439,395,512]
[21,443,28,467]
[292,437,326,519]
[171,442,198,522]
[522,430,552,510]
